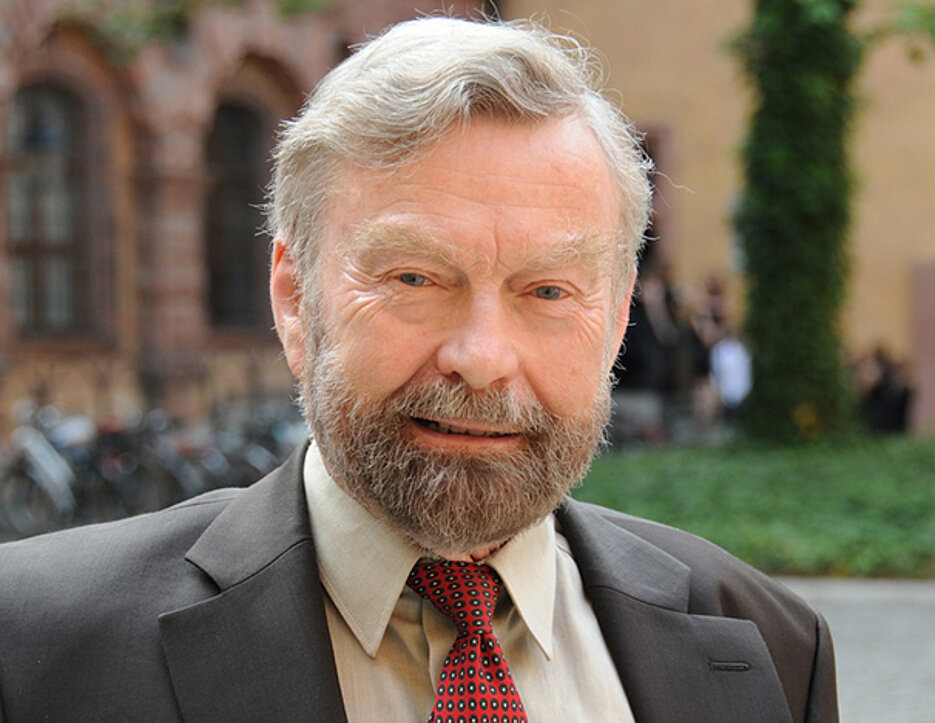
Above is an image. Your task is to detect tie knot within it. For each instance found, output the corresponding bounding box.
[407,560,503,633]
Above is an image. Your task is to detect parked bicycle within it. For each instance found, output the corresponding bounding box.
[0,400,305,539]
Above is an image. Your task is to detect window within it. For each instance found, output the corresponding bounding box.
[6,83,90,335]
[205,102,271,330]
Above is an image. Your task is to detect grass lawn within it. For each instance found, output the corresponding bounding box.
[574,434,935,578]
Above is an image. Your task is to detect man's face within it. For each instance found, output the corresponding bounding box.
[273,115,631,556]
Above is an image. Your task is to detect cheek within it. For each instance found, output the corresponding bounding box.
[319,273,427,400]
[529,358,607,418]
[522,318,611,418]
[330,309,440,401]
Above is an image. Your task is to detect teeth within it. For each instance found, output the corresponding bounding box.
[418,419,512,438]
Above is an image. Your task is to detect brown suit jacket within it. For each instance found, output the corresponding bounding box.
[0,447,836,722]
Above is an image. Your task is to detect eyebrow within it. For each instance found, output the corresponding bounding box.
[347,219,621,275]
[348,221,463,270]
[521,232,621,273]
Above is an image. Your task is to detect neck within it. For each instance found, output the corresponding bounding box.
[433,540,507,563]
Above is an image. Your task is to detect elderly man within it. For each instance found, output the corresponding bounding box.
[0,17,836,723]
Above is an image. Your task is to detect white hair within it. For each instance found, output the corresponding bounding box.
[269,16,652,298]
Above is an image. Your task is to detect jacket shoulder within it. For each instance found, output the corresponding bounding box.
[567,498,801,613]
[0,489,243,721]
[0,488,237,593]
[561,498,838,723]
[0,488,242,642]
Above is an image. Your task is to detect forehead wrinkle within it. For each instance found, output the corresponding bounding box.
[391,179,591,213]
[417,161,597,191]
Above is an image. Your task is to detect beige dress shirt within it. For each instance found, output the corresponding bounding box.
[303,444,635,722]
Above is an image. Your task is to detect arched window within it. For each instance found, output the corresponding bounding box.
[205,101,270,329]
[6,83,90,334]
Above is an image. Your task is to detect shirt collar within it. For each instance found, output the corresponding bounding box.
[304,443,420,657]
[303,443,556,659]
[487,511,556,659]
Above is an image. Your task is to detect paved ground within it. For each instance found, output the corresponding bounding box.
[781,578,935,723]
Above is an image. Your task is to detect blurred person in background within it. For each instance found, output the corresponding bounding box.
[686,276,730,432]
[610,265,681,443]
[710,323,752,423]
[854,346,913,434]
[0,16,837,723]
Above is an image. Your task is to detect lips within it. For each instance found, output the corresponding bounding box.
[412,417,518,438]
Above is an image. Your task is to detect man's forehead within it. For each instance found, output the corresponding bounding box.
[323,115,623,274]
[346,219,621,273]
[332,115,615,197]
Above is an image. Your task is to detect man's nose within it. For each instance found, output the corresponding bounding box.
[435,294,520,390]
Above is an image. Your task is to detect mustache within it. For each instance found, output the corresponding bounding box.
[385,377,553,435]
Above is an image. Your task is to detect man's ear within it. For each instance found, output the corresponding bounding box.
[605,269,637,375]
[270,236,306,379]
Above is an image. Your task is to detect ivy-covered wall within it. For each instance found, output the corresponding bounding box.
[734,0,862,441]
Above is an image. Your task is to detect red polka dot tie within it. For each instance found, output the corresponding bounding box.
[407,560,528,723]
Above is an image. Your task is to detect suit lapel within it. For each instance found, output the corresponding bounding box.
[158,446,348,723]
[558,500,792,723]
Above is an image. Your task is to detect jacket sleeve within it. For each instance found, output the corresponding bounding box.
[805,612,839,722]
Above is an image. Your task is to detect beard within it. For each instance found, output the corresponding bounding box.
[301,343,611,556]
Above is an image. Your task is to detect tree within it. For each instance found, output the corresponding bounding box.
[733,0,935,443]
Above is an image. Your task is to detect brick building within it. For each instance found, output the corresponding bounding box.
[0,0,483,434]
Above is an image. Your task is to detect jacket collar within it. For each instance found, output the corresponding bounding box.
[558,498,792,723]
[557,497,692,611]
[183,444,312,590]
[159,444,349,723]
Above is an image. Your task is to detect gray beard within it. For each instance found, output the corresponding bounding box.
[301,345,611,555]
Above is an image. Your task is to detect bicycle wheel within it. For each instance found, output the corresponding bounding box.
[0,466,65,537]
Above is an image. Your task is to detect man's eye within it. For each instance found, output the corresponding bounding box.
[397,273,432,287]
[532,285,566,300]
